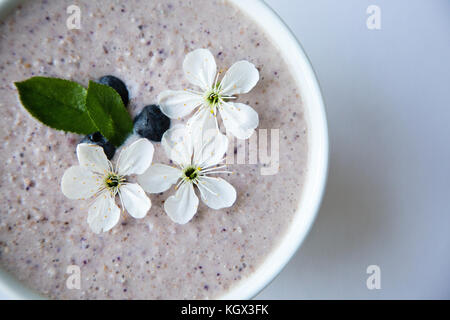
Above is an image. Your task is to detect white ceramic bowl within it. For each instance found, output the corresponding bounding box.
[0,0,328,300]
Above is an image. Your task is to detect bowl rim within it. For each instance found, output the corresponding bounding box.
[221,0,329,299]
[0,0,329,300]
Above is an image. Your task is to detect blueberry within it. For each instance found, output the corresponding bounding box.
[80,132,116,160]
[134,105,171,142]
[98,75,129,106]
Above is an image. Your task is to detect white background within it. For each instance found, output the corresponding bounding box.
[1,0,449,300]
[256,0,450,299]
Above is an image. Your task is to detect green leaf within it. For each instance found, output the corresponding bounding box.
[85,81,133,146]
[14,77,98,134]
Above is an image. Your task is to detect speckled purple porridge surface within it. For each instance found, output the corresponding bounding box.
[0,0,308,299]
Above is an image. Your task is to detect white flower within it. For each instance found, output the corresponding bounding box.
[138,124,236,224]
[61,138,154,234]
[158,48,260,140]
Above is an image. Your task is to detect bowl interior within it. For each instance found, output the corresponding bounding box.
[0,0,328,299]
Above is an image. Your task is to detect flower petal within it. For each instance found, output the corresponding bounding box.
[220,60,259,96]
[161,124,193,166]
[186,107,217,143]
[186,109,228,168]
[138,164,182,194]
[183,48,217,90]
[164,183,199,224]
[197,131,228,168]
[190,116,228,168]
[61,166,102,200]
[119,183,151,219]
[220,102,259,139]
[158,90,203,119]
[117,138,154,176]
[77,143,111,174]
[197,177,236,210]
[87,192,120,234]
